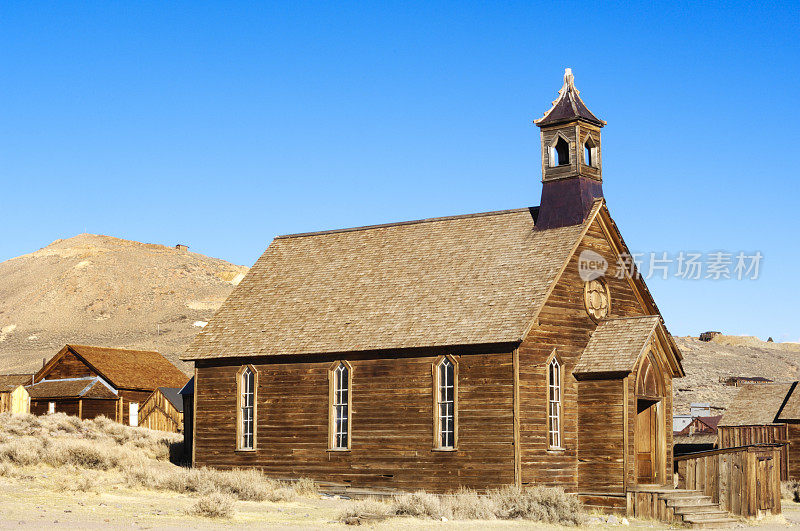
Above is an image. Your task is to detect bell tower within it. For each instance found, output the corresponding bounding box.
[534,68,605,230]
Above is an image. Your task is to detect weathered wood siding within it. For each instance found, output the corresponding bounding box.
[81,398,120,420]
[517,218,654,492]
[676,445,782,517]
[31,399,80,416]
[194,351,515,492]
[140,390,183,433]
[787,424,800,480]
[118,390,152,426]
[718,425,789,480]
[36,350,97,381]
[578,379,625,493]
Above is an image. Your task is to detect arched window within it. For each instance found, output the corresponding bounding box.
[329,361,352,450]
[584,137,597,167]
[434,356,458,449]
[555,136,570,166]
[547,352,563,449]
[237,366,257,450]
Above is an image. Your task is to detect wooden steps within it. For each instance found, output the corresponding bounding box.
[628,487,738,528]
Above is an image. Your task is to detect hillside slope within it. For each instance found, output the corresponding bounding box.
[0,234,248,374]
[674,335,800,415]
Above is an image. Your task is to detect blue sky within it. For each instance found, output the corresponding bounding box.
[1,2,798,340]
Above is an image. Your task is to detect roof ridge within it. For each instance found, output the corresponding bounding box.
[68,344,160,354]
[32,376,98,385]
[275,207,536,240]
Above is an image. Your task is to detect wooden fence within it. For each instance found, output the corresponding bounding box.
[718,425,789,480]
[675,444,783,517]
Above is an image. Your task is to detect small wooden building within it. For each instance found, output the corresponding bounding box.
[140,387,184,432]
[33,344,189,426]
[718,382,800,480]
[27,377,119,419]
[183,70,685,510]
[676,415,722,436]
[0,374,32,415]
[673,415,721,457]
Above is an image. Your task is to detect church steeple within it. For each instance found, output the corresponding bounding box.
[534,68,605,230]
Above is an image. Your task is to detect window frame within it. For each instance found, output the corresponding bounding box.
[548,133,572,168]
[432,355,459,451]
[236,365,258,452]
[328,360,353,451]
[546,349,564,451]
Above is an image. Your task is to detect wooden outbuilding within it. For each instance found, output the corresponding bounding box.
[718,382,800,480]
[0,374,32,415]
[182,69,685,511]
[33,344,189,426]
[27,377,119,419]
[140,387,184,432]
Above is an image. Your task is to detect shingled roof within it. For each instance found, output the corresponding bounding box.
[719,383,795,427]
[776,383,800,421]
[0,374,33,392]
[573,316,661,374]
[184,202,604,361]
[26,377,118,400]
[535,68,605,128]
[38,345,189,391]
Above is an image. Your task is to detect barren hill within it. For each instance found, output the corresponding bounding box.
[0,234,248,374]
[674,335,800,415]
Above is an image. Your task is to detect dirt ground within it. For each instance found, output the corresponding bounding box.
[1,470,800,530]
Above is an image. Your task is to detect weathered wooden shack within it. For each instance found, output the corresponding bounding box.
[140,387,184,433]
[182,69,685,511]
[0,374,32,414]
[718,382,800,480]
[27,377,119,419]
[34,345,188,426]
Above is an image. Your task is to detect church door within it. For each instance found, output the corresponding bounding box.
[636,398,659,483]
[634,352,665,485]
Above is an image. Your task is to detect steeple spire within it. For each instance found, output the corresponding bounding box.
[535,68,605,128]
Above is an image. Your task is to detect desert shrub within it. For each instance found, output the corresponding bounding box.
[488,485,585,525]
[337,498,394,522]
[187,492,235,518]
[782,480,800,502]
[338,486,585,525]
[0,436,43,465]
[393,491,447,519]
[55,469,98,492]
[293,476,318,496]
[443,487,498,520]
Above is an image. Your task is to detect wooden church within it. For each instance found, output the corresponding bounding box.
[183,69,684,510]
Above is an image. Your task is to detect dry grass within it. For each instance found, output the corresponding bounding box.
[0,412,316,517]
[782,480,800,501]
[188,492,236,518]
[338,486,586,525]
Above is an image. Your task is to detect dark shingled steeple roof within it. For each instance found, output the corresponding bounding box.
[535,68,605,128]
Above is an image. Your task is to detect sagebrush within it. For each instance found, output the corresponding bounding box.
[0,412,315,508]
[339,485,586,525]
[782,480,800,502]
